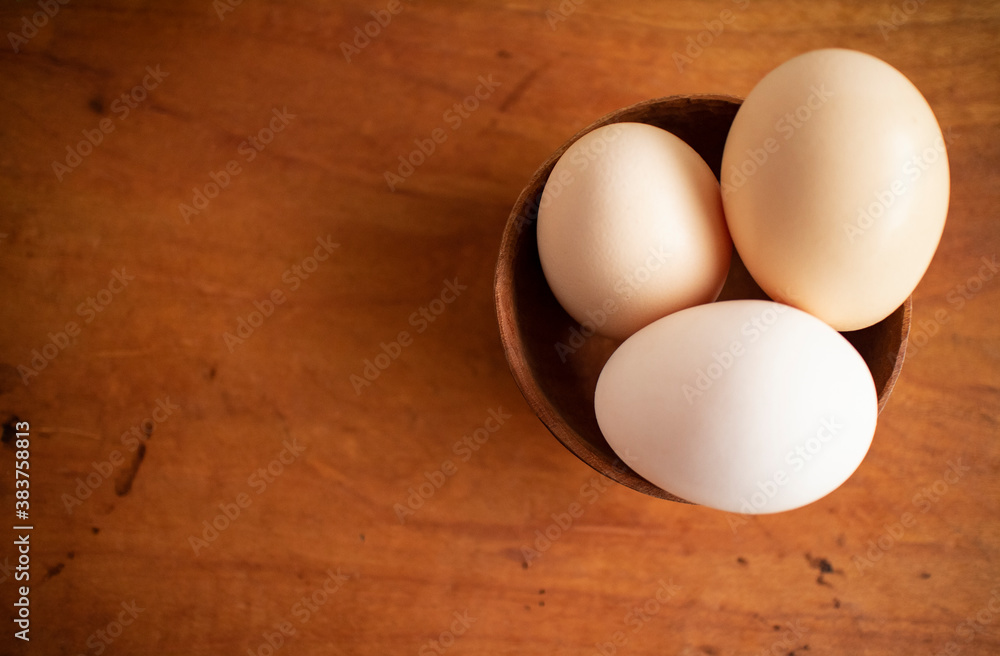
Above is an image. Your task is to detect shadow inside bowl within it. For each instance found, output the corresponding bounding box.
[495,95,910,502]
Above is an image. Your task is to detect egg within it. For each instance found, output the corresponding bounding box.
[721,49,950,331]
[537,122,732,341]
[594,300,877,513]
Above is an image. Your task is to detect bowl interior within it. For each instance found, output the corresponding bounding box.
[495,95,911,502]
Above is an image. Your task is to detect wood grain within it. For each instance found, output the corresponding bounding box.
[0,1,997,655]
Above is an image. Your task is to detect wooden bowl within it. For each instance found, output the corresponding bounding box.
[494,94,912,502]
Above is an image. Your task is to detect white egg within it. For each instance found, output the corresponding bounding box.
[537,122,732,341]
[594,300,878,513]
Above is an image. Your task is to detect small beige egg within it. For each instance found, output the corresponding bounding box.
[537,122,732,341]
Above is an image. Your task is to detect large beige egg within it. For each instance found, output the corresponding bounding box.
[537,122,732,341]
[721,49,950,331]
[595,300,878,514]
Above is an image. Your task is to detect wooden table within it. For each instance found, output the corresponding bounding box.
[1,1,998,654]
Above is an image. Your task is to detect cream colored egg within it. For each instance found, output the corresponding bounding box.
[721,49,950,331]
[537,122,732,341]
[595,300,878,514]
